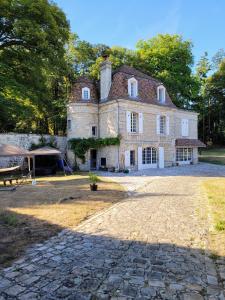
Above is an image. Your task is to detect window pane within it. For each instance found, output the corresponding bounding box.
[176,148,192,161]
[92,126,97,136]
[158,88,165,102]
[67,120,71,130]
[160,116,166,134]
[131,112,137,132]
[142,147,157,164]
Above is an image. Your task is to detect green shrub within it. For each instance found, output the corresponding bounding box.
[89,173,100,184]
[215,220,225,231]
[69,136,121,163]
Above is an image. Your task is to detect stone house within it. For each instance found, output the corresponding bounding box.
[67,59,205,171]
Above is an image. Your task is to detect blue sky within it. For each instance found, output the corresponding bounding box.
[55,0,225,65]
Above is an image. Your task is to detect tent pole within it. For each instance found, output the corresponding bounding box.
[33,156,36,179]
[28,156,31,172]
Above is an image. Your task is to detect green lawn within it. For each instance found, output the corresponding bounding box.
[203,179,225,256]
[199,147,225,165]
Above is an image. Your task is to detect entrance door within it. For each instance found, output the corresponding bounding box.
[90,149,97,170]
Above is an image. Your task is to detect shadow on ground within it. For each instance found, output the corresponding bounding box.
[0,210,224,299]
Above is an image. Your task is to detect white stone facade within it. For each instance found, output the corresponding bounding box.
[67,99,199,171]
[67,62,201,171]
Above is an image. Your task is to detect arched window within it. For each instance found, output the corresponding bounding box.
[82,87,90,100]
[128,78,138,98]
[157,85,166,103]
[142,147,157,164]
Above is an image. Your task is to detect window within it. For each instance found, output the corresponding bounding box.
[176,148,192,162]
[92,126,97,137]
[131,112,137,133]
[160,116,166,134]
[130,150,135,166]
[128,78,138,97]
[82,87,90,100]
[142,147,157,164]
[101,157,106,167]
[157,86,166,103]
[67,119,71,130]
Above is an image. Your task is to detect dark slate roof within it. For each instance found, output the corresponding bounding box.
[74,76,95,84]
[176,139,206,147]
[113,65,161,83]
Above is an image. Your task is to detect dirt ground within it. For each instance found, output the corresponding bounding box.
[0,174,126,268]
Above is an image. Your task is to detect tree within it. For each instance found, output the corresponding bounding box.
[212,48,225,70]
[194,52,211,142]
[90,46,138,79]
[136,34,198,107]
[0,0,71,134]
[206,59,225,144]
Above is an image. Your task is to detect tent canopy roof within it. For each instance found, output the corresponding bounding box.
[0,144,31,157]
[29,146,61,156]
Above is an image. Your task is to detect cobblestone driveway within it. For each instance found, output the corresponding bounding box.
[0,163,225,299]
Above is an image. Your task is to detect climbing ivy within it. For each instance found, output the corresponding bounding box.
[69,136,121,163]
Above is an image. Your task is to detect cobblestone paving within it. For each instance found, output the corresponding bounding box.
[0,163,225,299]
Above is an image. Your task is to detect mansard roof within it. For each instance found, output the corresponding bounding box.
[70,65,176,108]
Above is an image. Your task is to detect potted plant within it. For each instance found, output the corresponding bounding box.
[89,172,100,191]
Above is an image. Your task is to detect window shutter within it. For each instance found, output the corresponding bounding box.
[156,115,160,134]
[139,113,143,133]
[126,111,131,133]
[138,147,142,170]
[158,147,165,168]
[182,119,189,136]
[166,116,170,135]
[124,150,130,168]
[186,119,189,136]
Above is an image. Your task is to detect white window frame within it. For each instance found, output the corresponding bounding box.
[159,115,166,135]
[82,87,90,100]
[176,148,193,163]
[130,112,138,133]
[157,85,166,103]
[128,77,138,98]
[142,147,157,165]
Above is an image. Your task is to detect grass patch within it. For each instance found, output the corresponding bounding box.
[0,211,19,227]
[215,220,225,231]
[199,147,225,165]
[203,178,225,256]
[0,174,126,268]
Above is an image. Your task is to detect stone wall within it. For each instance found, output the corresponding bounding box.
[0,133,66,167]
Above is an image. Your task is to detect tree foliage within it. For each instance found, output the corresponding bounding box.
[0,2,224,145]
[0,0,71,134]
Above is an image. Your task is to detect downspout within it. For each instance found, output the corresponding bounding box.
[116,100,120,170]
[97,102,100,170]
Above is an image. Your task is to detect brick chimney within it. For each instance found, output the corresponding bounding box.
[100,57,112,101]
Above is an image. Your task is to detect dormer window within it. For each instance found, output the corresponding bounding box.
[157,85,166,103]
[82,87,90,100]
[128,78,138,98]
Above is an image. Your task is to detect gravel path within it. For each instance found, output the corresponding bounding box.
[0,163,225,299]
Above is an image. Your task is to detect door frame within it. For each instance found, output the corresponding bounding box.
[90,149,97,170]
